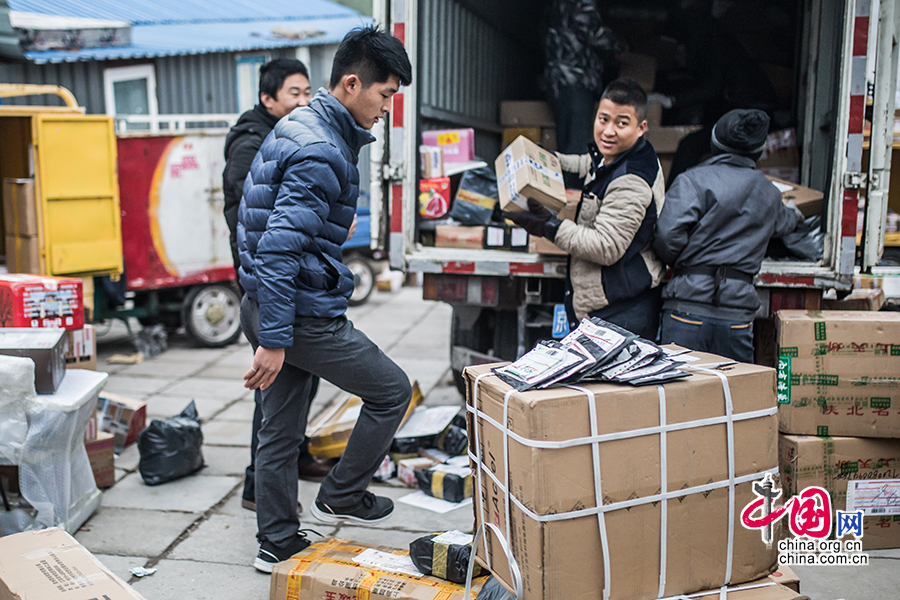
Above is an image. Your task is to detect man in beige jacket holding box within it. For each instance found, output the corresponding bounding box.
[503,78,666,339]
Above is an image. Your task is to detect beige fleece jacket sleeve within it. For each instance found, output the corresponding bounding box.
[556,152,592,179]
[552,173,653,266]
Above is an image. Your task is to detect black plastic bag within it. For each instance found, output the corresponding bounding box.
[766,215,824,262]
[409,532,484,584]
[436,425,468,456]
[414,467,471,502]
[447,166,499,226]
[138,401,205,485]
[475,577,514,600]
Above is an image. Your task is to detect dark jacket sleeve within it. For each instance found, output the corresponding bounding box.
[255,145,343,348]
[772,199,803,238]
[653,173,704,267]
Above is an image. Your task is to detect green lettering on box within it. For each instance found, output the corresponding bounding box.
[777,355,792,404]
[542,174,549,186]
[841,462,859,475]
[814,322,827,341]
[780,346,799,357]
[817,426,829,437]
[818,374,839,386]
[871,398,891,409]
[892,345,900,357]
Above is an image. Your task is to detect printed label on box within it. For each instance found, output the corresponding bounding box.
[847,480,900,516]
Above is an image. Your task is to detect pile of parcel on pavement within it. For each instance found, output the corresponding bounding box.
[462,316,805,600]
[776,310,900,550]
[0,273,116,537]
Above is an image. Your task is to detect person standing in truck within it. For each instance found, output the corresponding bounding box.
[652,109,802,363]
[502,78,666,340]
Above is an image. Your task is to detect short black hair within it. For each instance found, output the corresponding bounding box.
[259,59,309,101]
[600,78,648,122]
[329,25,412,89]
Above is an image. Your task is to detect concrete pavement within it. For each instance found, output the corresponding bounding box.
[77,284,899,600]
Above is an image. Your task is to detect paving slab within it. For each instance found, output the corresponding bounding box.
[423,384,465,407]
[201,445,250,477]
[145,394,230,421]
[130,559,269,600]
[214,349,257,368]
[168,514,259,566]
[93,554,150,583]
[115,444,141,472]
[118,359,205,379]
[330,525,434,551]
[101,472,241,512]
[202,420,253,446]
[193,364,249,380]
[794,556,900,599]
[214,399,256,421]
[392,358,455,394]
[165,377,250,402]
[102,375,174,396]
[152,347,232,364]
[76,507,199,557]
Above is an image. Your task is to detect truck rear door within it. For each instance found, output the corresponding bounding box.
[33,114,123,277]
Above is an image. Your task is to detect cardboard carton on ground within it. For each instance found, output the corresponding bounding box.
[85,430,115,488]
[0,327,66,394]
[269,538,486,600]
[96,392,147,450]
[464,350,779,600]
[65,324,97,371]
[765,176,823,218]
[500,100,555,127]
[0,527,147,600]
[307,382,422,459]
[779,433,900,550]
[0,273,84,330]
[495,136,566,213]
[775,310,900,438]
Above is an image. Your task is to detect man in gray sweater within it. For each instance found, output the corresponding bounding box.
[653,109,802,362]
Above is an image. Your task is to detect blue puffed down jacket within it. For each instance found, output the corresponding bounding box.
[237,89,375,348]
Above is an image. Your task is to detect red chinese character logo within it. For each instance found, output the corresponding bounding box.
[788,487,832,538]
[823,406,839,416]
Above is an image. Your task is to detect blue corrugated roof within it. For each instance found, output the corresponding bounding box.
[7,0,358,25]
[25,15,373,63]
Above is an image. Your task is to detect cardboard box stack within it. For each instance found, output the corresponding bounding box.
[500,101,557,152]
[464,350,780,600]
[776,310,900,550]
[2,178,40,273]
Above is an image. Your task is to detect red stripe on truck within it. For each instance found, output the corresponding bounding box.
[848,95,865,134]
[392,93,404,128]
[391,184,403,233]
[509,262,544,274]
[393,22,405,46]
[442,262,476,274]
[852,16,869,56]
[842,189,859,237]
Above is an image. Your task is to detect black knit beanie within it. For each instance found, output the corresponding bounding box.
[710,109,770,159]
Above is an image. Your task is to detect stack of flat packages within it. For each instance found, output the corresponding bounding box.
[776,310,900,550]
[464,350,779,600]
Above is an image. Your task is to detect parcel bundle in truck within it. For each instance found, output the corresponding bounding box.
[464,350,779,600]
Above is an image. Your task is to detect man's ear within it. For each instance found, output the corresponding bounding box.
[638,119,648,136]
[342,74,360,94]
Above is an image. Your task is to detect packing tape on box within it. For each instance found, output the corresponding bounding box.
[498,150,564,211]
[466,368,778,600]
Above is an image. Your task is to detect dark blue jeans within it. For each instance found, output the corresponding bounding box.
[659,309,754,363]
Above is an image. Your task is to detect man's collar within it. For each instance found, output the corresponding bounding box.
[308,88,376,152]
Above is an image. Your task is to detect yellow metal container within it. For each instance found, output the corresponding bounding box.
[0,84,123,278]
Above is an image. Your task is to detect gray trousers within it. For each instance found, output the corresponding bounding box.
[240,296,412,548]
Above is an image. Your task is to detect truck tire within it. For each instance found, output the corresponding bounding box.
[182,284,242,347]
[346,253,376,307]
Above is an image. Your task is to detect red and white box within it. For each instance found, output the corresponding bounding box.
[421,128,475,163]
[0,274,84,331]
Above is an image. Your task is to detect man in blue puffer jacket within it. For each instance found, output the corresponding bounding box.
[237,26,413,573]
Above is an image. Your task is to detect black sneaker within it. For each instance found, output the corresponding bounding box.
[310,491,394,525]
[254,531,312,574]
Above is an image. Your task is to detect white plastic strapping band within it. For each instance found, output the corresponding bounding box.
[466,369,776,600]
[657,384,668,599]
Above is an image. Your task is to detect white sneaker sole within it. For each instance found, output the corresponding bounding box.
[310,501,393,525]
[254,557,275,574]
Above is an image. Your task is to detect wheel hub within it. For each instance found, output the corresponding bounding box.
[205,302,226,325]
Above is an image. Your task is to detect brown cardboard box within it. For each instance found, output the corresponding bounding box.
[767,566,800,593]
[775,311,900,438]
[308,383,422,459]
[0,528,147,600]
[500,100,555,127]
[420,146,444,179]
[0,327,66,394]
[681,581,806,600]
[65,325,96,370]
[4,233,40,274]
[765,176,823,218]
[502,127,541,148]
[269,538,487,600]
[758,147,800,184]
[527,190,580,255]
[779,434,900,550]
[2,178,38,237]
[496,136,567,213]
[435,225,486,250]
[464,351,779,600]
[644,125,703,154]
[618,52,657,92]
[97,392,147,450]
[822,288,886,311]
[85,431,115,488]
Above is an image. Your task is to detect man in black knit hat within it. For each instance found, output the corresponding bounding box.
[652,109,802,363]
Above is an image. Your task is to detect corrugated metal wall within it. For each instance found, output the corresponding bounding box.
[418,0,543,158]
[0,46,297,115]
